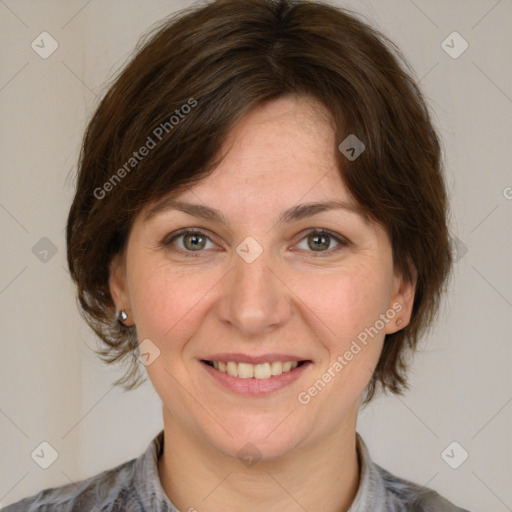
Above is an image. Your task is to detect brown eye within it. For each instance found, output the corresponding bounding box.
[182,232,207,251]
[163,229,215,257]
[295,229,348,256]
[307,233,331,251]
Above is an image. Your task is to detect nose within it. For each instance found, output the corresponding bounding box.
[216,243,292,339]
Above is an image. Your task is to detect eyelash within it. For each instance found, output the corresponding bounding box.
[161,228,349,258]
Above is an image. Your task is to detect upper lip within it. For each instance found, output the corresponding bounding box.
[202,353,309,364]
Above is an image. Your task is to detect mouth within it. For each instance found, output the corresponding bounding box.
[201,359,309,380]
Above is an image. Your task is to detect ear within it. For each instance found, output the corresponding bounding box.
[109,251,133,326]
[384,258,417,335]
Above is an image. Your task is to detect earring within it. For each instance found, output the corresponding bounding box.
[396,318,403,327]
[117,309,128,325]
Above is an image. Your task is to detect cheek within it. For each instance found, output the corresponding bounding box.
[293,266,391,417]
[302,263,392,342]
[127,257,218,346]
[127,261,217,411]
[298,262,392,386]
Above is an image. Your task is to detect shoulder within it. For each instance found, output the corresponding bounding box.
[377,464,472,512]
[1,457,138,512]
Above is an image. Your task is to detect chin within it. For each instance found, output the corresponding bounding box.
[203,412,311,462]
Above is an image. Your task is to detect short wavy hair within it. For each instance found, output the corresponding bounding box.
[66,0,453,401]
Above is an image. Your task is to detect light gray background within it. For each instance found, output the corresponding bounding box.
[0,1,511,510]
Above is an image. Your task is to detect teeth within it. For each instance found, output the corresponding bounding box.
[237,363,254,379]
[209,360,300,379]
[226,361,238,377]
[270,361,283,376]
[254,363,271,379]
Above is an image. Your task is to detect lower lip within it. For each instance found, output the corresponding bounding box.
[200,360,312,396]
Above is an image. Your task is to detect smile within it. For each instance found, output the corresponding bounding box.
[200,358,311,396]
[203,360,304,379]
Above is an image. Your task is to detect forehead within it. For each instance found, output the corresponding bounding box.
[143,95,356,219]
[219,94,337,169]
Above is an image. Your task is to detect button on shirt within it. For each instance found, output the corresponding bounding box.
[1,431,470,511]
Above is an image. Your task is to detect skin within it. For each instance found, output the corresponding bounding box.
[109,94,416,512]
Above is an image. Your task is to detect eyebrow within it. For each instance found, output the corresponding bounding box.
[144,198,369,227]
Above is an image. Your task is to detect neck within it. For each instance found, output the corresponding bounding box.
[157,409,360,512]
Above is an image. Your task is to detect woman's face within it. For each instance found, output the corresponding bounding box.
[110,95,415,459]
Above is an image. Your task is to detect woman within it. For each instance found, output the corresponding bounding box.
[3,0,470,510]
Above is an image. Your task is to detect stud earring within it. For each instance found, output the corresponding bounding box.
[396,318,403,327]
[117,309,128,325]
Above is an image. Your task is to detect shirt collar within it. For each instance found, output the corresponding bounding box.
[133,430,177,511]
[348,433,388,511]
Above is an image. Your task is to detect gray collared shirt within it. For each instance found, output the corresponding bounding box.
[1,431,470,511]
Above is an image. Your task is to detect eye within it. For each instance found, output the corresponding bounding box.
[162,229,216,256]
[161,228,348,257]
[294,229,348,256]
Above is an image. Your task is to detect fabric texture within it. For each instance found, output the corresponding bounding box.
[2,431,470,511]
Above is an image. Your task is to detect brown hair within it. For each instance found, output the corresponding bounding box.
[66,0,452,401]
